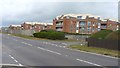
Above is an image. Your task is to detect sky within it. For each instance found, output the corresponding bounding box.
[0,0,119,27]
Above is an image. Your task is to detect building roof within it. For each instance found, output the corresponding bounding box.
[24,22,53,26]
[10,25,21,27]
[55,14,101,20]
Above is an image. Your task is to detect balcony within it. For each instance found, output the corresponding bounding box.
[101,26,107,29]
[56,25,63,27]
[56,29,63,31]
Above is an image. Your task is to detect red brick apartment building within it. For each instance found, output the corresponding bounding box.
[101,19,119,31]
[53,14,119,34]
[9,25,22,30]
[21,22,53,32]
[53,14,101,34]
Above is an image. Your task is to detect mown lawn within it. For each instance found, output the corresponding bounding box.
[69,45,120,58]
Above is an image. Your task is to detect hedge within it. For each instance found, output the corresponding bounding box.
[90,30,113,39]
[33,30,65,40]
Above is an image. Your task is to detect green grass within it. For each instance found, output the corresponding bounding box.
[69,45,120,58]
[106,30,120,40]
[9,33,77,42]
[10,34,47,40]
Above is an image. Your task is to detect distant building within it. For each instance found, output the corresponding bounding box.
[21,22,53,32]
[9,25,22,30]
[1,27,9,33]
[101,19,119,31]
[53,14,119,34]
[53,14,101,34]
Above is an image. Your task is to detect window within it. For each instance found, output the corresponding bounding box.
[86,16,89,18]
[98,22,101,26]
[98,17,100,20]
[77,16,82,19]
[80,21,86,26]
[87,27,91,31]
[88,21,91,26]
[92,28,94,32]
[76,27,79,30]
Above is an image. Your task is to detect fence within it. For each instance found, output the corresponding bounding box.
[86,38,119,51]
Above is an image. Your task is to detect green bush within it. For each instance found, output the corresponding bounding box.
[33,30,65,40]
[91,30,113,39]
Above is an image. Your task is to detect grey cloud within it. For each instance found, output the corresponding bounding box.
[2,2,118,26]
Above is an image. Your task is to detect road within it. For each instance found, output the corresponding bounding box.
[1,34,119,68]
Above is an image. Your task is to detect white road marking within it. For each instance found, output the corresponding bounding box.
[65,55,68,57]
[0,64,21,66]
[55,45,58,46]
[21,42,33,46]
[12,39,18,41]
[27,44,33,46]
[63,46,66,48]
[21,42,26,44]
[37,47,61,55]
[76,59,101,66]
[9,55,23,66]
[59,46,62,47]
[62,43,68,45]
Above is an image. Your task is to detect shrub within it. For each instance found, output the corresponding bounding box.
[33,30,65,40]
[91,30,113,39]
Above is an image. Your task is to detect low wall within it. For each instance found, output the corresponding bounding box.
[8,29,36,36]
[65,34,90,41]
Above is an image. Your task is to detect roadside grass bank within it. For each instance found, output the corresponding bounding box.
[68,45,120,58]
[10,34,40,40]
[8,33,77,42]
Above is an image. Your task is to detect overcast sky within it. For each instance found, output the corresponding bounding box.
[0,0,119,27]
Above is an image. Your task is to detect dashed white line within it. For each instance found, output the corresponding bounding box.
[13,39,18,41]
[76,59,101,66]
[59,46,62,47]
[55,45,58,46]
[21,42,33,46]
[37,47,61,55]
[9,55,23,66]
[65,55,68,57]
[27,44,33,46]
[62,43,68,45]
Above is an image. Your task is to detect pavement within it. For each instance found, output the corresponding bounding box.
[0,34,119,68]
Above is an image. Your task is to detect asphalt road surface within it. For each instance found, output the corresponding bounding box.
[1,34,119,68]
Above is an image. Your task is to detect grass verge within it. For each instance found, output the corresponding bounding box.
[9,33,77,42]
[68,45,120,58]
[10,34,45,40]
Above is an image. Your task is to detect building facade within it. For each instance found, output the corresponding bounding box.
[21,22,53,32]
[101,19,119,31]
[53,14,119,34]
[53,16,77,33]
[9,25,22,30]
[53,14,101,34]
